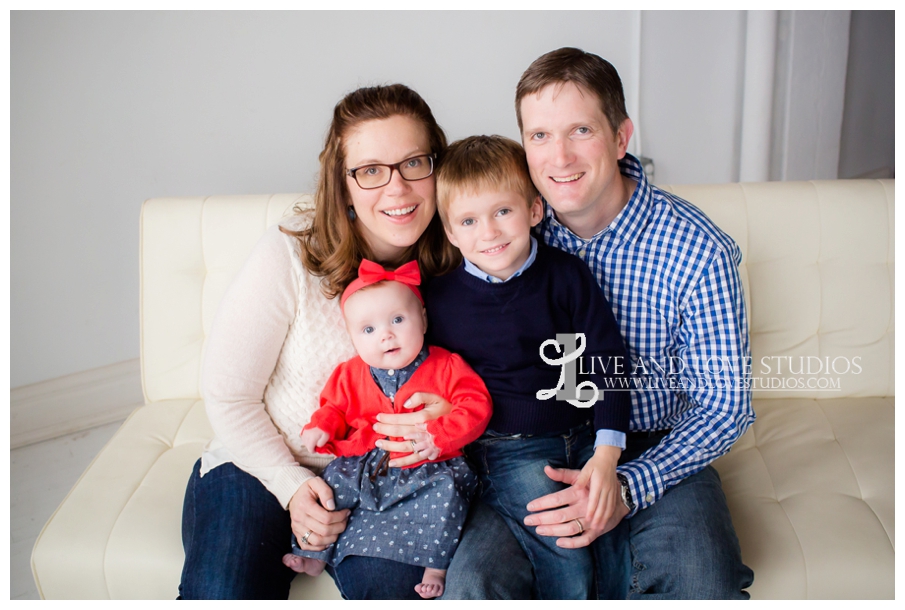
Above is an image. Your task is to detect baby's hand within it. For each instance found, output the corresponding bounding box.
[574,445,621,531]
[301,427,330,454]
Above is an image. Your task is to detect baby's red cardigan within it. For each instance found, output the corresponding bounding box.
[304,346,492,468]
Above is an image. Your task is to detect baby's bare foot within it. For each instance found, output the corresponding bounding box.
[415,568,446,599]
[281,553,326,576]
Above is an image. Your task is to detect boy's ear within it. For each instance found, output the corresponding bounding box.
[529,195,544,227]
[444,225,460,248]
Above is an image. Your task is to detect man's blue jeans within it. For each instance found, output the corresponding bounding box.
[464,423,596,599]
[445,432,754,599]
[178,459,424,599]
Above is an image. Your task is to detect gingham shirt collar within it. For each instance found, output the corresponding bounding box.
[541,153,652,249]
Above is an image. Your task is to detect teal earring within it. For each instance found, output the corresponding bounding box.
[348,207,356,220]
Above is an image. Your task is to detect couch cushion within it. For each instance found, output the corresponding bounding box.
[34,394,893,599]
[31,398,341,599]
[714,396,894,599]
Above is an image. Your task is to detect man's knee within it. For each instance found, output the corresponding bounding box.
[627,467,753,599]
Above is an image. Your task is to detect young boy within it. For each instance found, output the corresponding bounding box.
[422,135,631,599]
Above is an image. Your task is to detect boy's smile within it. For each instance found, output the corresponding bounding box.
[444,189,543,282]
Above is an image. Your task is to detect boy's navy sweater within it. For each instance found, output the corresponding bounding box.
[423,244,630,436]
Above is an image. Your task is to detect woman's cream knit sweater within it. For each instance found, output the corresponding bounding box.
[200,212,357,509]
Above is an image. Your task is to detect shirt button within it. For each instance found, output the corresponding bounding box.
[578,248,587,256]
[645,493,655,503]
[388,369,395,376]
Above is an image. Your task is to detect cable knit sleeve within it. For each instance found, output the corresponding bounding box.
[201,224,315,508]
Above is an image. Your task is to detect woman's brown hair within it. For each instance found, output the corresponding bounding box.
[283,84,460,298]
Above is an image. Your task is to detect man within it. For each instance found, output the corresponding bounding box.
[444,47,755,599]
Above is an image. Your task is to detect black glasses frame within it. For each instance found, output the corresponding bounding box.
[345,153,436,190]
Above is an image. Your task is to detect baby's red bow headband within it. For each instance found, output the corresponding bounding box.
[340,259,423,310]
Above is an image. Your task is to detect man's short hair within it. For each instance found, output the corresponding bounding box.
[516,47,629,135]
[436,135,538,224]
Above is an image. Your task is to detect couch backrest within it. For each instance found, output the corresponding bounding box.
[140,181,894,403]
[139,194,310,403]
[661,180,894,399]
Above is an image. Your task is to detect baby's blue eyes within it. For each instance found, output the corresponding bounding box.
[461,218,475,227]
[363,317,403,333]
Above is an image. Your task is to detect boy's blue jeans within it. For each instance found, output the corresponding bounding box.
[445,430,753,599]
[465,422,596,599]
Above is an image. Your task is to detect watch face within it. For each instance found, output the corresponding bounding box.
[618,476,634,510]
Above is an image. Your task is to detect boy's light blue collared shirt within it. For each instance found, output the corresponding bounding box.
[461,236,625,450]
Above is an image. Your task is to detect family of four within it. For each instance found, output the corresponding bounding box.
[178,47,756,600]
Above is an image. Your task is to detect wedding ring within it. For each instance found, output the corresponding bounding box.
[411,440,418,452]
[300,530,313,545]
[573,519,583,535]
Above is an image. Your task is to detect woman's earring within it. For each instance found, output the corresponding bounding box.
[348,207,356,220]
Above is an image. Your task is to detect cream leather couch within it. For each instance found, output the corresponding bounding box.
[32,181,895,599]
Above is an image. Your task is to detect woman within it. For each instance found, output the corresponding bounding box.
[178,84,463,599]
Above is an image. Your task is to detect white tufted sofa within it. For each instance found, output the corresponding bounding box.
[32,181,894,599]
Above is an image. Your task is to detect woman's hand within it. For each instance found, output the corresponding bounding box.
[373,392,451,467]
[288,477,350,552]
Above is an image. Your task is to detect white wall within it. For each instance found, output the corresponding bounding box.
[638,10,747,185]
[11,10,881,390]
[11,10,642,388]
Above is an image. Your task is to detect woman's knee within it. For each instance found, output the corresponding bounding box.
[179,461,295,599]
[330,556,423,600]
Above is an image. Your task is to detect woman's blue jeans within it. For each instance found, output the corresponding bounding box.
[178,459,424,599]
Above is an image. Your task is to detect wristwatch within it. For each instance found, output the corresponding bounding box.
[617,474,635,512]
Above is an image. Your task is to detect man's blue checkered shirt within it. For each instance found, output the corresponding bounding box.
[537,153,755,515]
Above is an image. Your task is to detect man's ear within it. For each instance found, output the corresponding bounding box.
[616,117,634,159]
[529,195,544,227]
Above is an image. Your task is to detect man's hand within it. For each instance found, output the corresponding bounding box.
[288,477,350,551]
[574,445,621,530]
[373,392,450,467]
[300,427,330,454]
[524,465,630,548]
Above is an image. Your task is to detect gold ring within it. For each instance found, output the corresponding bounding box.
[300,530,313,545]
[573,519,583,534]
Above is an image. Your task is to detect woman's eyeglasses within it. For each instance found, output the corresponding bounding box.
[346,154,436,190]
